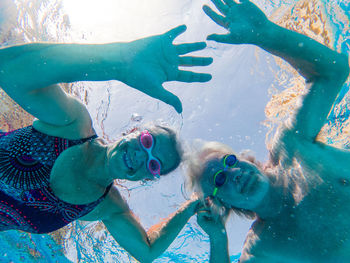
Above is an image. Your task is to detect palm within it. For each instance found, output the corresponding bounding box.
[203,0,268,44]
[120,25,213,113]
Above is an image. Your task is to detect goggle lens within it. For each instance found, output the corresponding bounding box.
[140,133,153,149]
[224,154,237,167]
[212,154,238,197]
[214,171,227,187]
[149,159,161,175]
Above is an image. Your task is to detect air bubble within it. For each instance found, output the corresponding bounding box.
[131,113,143,122]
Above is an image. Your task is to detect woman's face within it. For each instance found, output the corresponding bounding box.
[200,152,270,211]
[111,128,179,181]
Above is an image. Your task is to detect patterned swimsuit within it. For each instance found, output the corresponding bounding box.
[0,126,111,234]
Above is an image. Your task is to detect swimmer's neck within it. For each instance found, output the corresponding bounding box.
[254,184,286,220]
[83,139,116,188]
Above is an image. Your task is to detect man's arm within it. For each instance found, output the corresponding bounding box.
[81,185,200,263]
[253,18,349,142]
[203,0,349,142]
[196,208,230,263]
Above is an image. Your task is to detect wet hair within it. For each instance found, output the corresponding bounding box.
[183,140,257,220]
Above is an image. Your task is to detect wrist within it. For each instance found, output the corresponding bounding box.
[185,198,199,215]
[205,222,227,240]
[98,43,126,81]
[251,20,279,46]
[208,228,228,242]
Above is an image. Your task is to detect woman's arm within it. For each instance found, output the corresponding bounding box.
[0,25,212,128]
[203,0,349,142]
[81,186,200,263]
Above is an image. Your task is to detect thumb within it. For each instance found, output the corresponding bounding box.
[149,85,183,113]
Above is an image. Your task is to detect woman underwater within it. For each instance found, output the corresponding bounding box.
[187,0,350,262]
[0,25,213,262]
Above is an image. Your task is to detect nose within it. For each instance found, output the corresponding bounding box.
[133,148,147,167]
[228,168,242,183]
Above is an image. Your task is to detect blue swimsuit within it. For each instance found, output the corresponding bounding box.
[0,126,111,234]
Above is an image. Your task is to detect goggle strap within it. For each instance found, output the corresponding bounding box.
[212,187,218,197]
[223,155,229,166]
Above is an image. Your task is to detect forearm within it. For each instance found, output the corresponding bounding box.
[259,22,349,139]
[255,21,349,82]
[145,200,196,261]
[103,199,197,263]
[208,231,230,263]
[0,42,125,92]
[258,22,349,138]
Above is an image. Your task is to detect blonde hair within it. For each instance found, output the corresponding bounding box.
[183,140,257,219]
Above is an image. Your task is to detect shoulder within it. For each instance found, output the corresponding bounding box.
[271,124,350,181]
[240,222,263,262]
[240,225,292,263]
[269,124,303,166]
[79,184,130,222]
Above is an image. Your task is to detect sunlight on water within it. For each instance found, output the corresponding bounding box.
[62,0,190,42]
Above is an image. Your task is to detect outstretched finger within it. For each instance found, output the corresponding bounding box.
[179,56,213,67]
[176,70,212,83]
[207,33,231,43]
[145,84,183,113]
[222,0,235,6]
[198,209,212,216]
[211,0,229,14]
[203,5,228,28]
[155,87,183,113]
[166,25,187,41]
[176,42,207,55]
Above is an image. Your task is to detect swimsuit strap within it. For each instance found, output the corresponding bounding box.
[99,183,113,200]
[67,134,98,147]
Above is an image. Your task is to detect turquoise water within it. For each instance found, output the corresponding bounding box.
[0,0,349,262]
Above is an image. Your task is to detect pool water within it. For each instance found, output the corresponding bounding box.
[0,0,349,262]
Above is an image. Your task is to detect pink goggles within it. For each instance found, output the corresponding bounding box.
[139,130,161,178]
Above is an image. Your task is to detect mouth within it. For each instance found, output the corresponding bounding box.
[245,174,257,194]
[123,150,134,171]
[240,176,248,193]
[240,169,259,195]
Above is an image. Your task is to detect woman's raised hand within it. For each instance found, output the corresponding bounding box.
[203,0,270,45]
[118,25,213,113]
